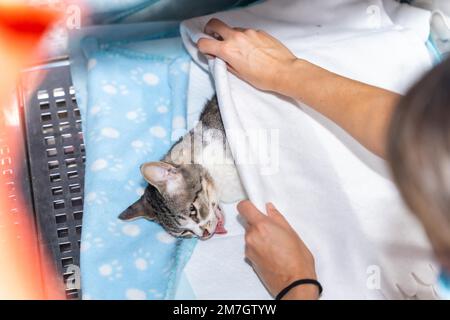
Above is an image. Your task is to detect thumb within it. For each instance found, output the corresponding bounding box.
[237,200,265,226]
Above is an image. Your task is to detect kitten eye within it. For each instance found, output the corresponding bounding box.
[189,204,197,215]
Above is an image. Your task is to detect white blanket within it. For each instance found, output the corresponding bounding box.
[180,0,439,299]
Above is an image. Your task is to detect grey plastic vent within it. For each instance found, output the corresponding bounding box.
[21,62,84,299]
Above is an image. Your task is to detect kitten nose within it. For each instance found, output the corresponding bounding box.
[202,229,210,238]
[200,225,212,238]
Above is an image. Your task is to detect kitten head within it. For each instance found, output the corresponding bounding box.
[118,161,227,239]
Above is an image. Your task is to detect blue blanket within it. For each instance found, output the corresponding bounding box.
[79,37,197,299]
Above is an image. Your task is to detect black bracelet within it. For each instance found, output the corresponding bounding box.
[275,279,323,300]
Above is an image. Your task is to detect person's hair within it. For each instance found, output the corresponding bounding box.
[387,57,450,268]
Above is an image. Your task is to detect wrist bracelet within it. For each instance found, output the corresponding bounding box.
[275,279,323,300]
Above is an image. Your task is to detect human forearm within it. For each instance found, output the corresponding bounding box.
[277,59,400,158]
[198,19,400,158]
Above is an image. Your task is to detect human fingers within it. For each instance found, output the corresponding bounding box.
[197,37,223,57]
[266,202,290,226]
[204,18,236,40]
[237,200,266,226]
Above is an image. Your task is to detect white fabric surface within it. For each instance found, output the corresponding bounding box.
[180,0,440,299]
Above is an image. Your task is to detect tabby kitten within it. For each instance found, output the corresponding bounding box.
[118,95,245,239]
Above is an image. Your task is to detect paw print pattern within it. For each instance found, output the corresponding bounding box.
[101,80,129,95]
[149,289,164,299]
[126,108,147,124]
[88,126,121,143]
[125,288,147,300]
[98,260,123,281]
[85,191,109,206]
[108,220,141,238]
[122,224,141,237]
[105,155,124,172]
[90,155,123,173]
[81,233,105,252]
[149,126,167,139]
[93,237,105,249]
[107,220,122,237]
[129,67,144,85]
[148,126,170,146]
[124,180,146,196]
[130,68,161,87]
[154,97,170,114]
[169,59,190,77]
[89,102,111,117]
[133,248,155,271]
[82,48,195,300]
[90,158,108,172]
[130,139,152,156]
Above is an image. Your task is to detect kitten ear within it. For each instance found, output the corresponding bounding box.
[118,196,156,221]
[140,162,178,191]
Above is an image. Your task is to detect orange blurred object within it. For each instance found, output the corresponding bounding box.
[0,1,65,299]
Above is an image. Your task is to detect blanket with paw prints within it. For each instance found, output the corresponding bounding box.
[77,35,197,300]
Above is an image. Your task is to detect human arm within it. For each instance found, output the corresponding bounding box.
[197,19,401,158]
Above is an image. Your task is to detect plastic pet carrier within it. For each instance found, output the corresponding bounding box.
[18,59,84,299]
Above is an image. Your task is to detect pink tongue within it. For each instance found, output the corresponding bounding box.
[215,212,227,235]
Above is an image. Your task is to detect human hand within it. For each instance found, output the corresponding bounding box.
[237,200,319,300]
[197,18,298,93]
